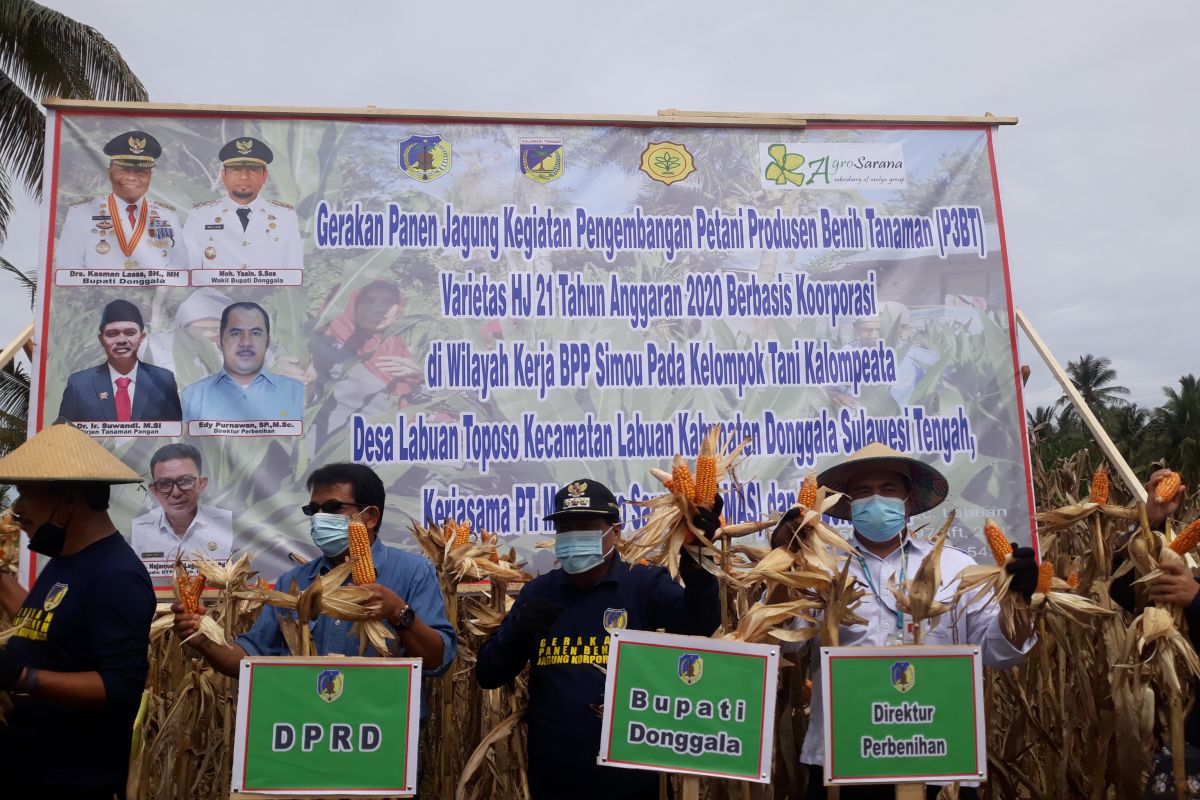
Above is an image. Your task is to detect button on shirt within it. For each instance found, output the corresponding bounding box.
[129,504,234,581]
[182,368,304,422]
[236,537,456,718]
[796,534,1035,767]
[183,195,303,270]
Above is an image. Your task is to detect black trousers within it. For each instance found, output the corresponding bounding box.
[805,766,979,800]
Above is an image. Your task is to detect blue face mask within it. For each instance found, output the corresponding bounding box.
[850,495,908,543]
[555,529,611,574]
[310,512,351,557]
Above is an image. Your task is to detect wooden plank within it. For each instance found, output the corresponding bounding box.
[894,784,925,799]
[0,322,33,370]
[41,97,1011,128]
[1015,308,1147,503]
[231,794,410,799]
[659,108,1018,126]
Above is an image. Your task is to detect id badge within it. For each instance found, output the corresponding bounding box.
[899,613,915,645]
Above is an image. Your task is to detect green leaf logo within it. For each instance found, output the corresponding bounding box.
[653,151,682,176]
[765,144,806,186]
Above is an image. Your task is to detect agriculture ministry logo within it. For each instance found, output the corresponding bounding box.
[43,582,69,611]
[316,669,345,703]
[399,134,452,182]
[520,138,564,184]
[891,660,915,694]
[678,653,704,685]
[760,142,906,190]
[639,142,696,185]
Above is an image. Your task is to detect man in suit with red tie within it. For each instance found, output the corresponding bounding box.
[58,299,183,422]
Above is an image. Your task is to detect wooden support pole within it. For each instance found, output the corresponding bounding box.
[0,322,33,371]
[1014,308,1147,504]
[895,784,925,799]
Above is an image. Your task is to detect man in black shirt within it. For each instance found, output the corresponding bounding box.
[0,422,155,799]
[476,478,723,800]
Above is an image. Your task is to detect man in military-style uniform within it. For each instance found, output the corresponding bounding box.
[183,137,303,270]
[56,131,187,270]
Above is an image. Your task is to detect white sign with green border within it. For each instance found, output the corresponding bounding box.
[821,644,986,786]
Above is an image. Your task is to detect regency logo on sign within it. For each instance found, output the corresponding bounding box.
[760,142,906,190]
[520,138,564,184]
[398,134,452,182]
[316,669,345,703]
[890,660,915,694]
[678,653,704,685]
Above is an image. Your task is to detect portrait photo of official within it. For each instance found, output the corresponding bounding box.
[131,443,233,568]
[55,130,187,269]
[181,301,304,422]
[58,299,183,423]
[182,137,303,270]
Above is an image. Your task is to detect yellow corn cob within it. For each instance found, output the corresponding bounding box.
[444,518,460,547]
[797,472,818,508]
[1090,464,1109,506]
[671,454,695,502]
[453,519,472,548]
[348,513,375,584]
[693,431,718,509]
[1169,519,1200,555]
[1036,560,1054,595]
[983,518,1012,566]
[1156,471,1182,504]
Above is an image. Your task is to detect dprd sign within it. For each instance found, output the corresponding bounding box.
[231,656,421,796]
[597,628,779,782]
[821,645,985,786]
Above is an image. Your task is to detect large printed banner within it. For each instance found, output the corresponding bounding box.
[31,105,1034,584]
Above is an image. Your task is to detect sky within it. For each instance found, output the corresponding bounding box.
[2,1,1196,415]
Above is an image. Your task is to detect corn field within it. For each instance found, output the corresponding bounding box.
[2,448,1199,799]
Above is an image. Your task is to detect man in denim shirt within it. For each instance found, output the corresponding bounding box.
[172,462,455,714]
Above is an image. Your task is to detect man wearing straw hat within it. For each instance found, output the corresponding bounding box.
[771,443,1039,800]
[0,422,155,798]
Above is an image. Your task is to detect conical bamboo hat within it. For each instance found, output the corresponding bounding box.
[816,442,949,520]
[0,423,141,484]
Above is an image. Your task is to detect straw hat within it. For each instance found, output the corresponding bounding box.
[816,442,949,521]
[0,423,141,484]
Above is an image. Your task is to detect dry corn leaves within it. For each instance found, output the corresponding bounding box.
[411,519,530,590]
[718,598,820,645]
[889,514,955,639]
[623,426,758,580]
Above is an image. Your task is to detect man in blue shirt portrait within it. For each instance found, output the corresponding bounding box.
[171,462,456,707]
[181,300,304,423]
[475,478,723,800]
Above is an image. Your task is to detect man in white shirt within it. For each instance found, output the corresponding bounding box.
[773,443,1038,800]
[57,300,182,422]
[131,443,233,584]
[55,130,187,270]
[183,137,303,270]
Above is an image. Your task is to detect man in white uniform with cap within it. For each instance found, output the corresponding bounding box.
[183,136,303,270]
[55,130,187,270]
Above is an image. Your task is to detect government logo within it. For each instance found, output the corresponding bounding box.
[399,134,452,182]
[891,660,915,694]
[678,653,704,685]
[603,608,628,630]
[520,138,564,184]
[43,582,69,611]
[316,669,345,703]
[639,142,696,186]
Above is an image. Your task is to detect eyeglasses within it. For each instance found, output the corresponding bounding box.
[301,500,367,517]
[151,476,198,494]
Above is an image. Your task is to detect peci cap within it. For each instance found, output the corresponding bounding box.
[543,479,621,523]
[103,131,161,166]
[99,299,144,331]
[816,442,949,521]
[0,422,141,484]
[219,137,273,167]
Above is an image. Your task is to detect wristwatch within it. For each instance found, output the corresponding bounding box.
[391,605,416,631]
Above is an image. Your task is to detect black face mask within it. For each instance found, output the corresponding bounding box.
[28,502,73,557]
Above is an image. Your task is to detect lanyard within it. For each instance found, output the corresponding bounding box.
[855,543,909,629]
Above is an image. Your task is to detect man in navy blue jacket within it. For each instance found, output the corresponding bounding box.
[58,299,182,422]
[476,479,722,800]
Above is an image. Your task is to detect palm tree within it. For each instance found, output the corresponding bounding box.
[0,258,34,460]
[0,1,147,239]
[1151,375,1200,488]
[1060,354,1130,417]
[1104,402,1150,470]
[1026,405,1058,447]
